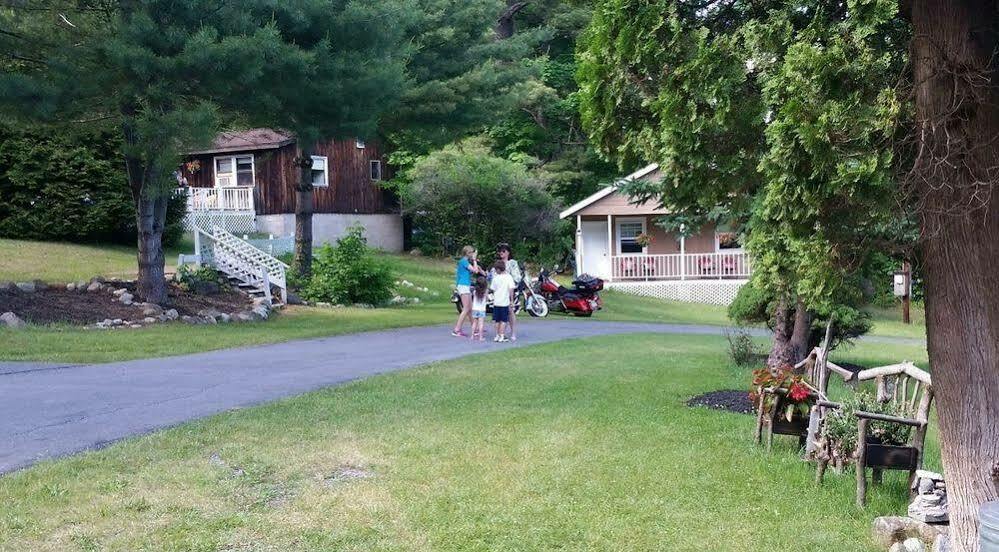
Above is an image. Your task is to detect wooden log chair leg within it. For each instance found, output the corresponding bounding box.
[754,394,766,444]
[872,468,883,486]
[816,459,828,485]
[856,419,869,508]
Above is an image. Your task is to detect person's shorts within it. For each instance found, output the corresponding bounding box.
[456,285,471,295]
[492,306,510,322]
[472,310,486,319]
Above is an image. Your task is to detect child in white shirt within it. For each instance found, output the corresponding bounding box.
[489,260,515,343]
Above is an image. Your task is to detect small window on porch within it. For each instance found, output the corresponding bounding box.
[617,219,645,254]
[214,155,254,187]
[370,160,382,181]
[311,155,329,187]
[356,139,366,149]
[716,230,743,251]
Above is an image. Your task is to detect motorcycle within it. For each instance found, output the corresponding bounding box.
[533,265,604,317]
[450,271,549,317]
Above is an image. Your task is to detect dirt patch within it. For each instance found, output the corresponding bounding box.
[0,283,253,326]
[324,464,374,486]
[687,389,755,415]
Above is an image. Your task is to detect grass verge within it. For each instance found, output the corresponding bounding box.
[0,334,932,551]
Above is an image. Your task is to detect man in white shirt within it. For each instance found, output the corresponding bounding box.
[489,260,515,343]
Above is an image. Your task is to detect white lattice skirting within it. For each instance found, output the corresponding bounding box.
[183,211,256,235]
[607,279,748,306]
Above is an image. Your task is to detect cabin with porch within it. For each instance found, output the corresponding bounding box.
[178,128,402,252]
[560,164,751,305]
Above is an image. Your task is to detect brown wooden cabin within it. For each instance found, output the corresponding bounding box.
[179,128,403,251]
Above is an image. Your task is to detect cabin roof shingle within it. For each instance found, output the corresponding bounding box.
[188,128,296,155]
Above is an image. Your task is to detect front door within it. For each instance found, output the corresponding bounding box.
[580,219,610,279]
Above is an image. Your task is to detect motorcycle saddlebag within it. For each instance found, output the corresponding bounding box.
[562,294,592,313]
[572,274,604,292]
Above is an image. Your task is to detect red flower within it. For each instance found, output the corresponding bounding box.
[788,381,810,402]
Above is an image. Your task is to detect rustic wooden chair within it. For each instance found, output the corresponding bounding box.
[754,322,854,450]
[812,362,934,507]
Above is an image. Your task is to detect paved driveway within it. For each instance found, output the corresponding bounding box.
[0,320,921,473]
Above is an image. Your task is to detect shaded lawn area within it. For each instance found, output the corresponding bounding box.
[0,238,192,283]
[0,334,933,551]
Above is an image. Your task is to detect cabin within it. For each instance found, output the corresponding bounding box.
[559,164,751,305]
[178,129,402,252]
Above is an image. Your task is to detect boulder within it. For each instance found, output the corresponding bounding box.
[909,470,948,523]
[119,292,134,305]
[180,315,201,324]
[86,281,103,293]
[66,282,77,291]
[197,308,224,321]
[0,281,16,293]
[233,311,256,323]
[903,537,927,552]
[0,312,26,329]
[873,517,948,550]
[75,280,87,291]
[141,304,163,317]
[142,317,157,324]
[15,281,36,293]
[218,313,232,323]
[112,288,128,297]
[285,291,303,305]
[252,306,269,320]
[164,309,179,321]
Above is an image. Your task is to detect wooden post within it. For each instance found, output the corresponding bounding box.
[679,228,686,281]
[902,261,911,324]
[606,215,613,282]
[856,418,869,508]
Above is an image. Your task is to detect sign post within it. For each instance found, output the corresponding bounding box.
[893,263,912,324]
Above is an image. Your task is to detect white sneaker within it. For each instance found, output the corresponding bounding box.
[493,335,501,342]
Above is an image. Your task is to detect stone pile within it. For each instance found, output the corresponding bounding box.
[909,470,948,523]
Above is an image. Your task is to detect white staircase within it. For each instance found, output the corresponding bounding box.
[182,225,289,304]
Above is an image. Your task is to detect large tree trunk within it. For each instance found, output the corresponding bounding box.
[910,2,999,550]
[767,293,808,370]
[134,194,169,304]
[789,297,812,360]
[293,148,315,277]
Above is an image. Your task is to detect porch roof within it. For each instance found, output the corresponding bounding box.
[559,163,668,219]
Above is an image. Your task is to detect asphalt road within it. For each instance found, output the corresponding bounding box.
[0,320,921,474]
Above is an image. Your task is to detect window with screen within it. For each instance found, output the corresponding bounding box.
[370,160,382,181]
[311,156,329,187]
[214,155,254,187]
[618,220,645,254]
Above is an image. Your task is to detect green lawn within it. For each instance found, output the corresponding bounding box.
[0,238,192,283]
[0,238,925,363]
[0,334,932,551]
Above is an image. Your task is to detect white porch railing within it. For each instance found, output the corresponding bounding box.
[611,251,751,281]
[183,186,254,212]
[189,225,288,303]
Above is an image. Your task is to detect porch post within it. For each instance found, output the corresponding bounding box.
[606,214,613,282]
[193,229,202,268]
[679,225,686,281]
[575,215,582,277]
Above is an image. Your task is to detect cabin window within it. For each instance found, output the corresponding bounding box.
[616,217,646,254]
[214,155,254,187]
[355,139,365,149]
[311,155,329,188]
[370,160,382,181]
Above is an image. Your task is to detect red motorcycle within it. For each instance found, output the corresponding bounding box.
[533,266,604,317]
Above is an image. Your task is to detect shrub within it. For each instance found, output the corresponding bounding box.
[0,125,186,246]
[726,327,760,367]
[303,225,395,306]
[176,264,228,295]
[396,139,560,259]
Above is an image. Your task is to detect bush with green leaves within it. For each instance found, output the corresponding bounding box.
[820,392,913,463]
[176,264,229,295]
[0,125,185,246]
[396,139,560,261]
[302,225,395,306]
[726,327,761,367]
[728,278,871,351]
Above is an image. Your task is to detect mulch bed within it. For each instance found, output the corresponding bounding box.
[686,389,755,415]
[0,283,253,326]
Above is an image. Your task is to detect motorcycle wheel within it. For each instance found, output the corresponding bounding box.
[525,296,549,318]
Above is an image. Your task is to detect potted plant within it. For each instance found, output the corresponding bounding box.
[815,392,912,472]
[751,365,815,440]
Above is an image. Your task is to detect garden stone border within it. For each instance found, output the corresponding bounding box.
[2,277,278,330]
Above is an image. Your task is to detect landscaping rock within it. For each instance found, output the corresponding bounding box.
[218,313,232,323]
[142,317,157,324]
[119,292,134,305]
[234,311,256,323]
[253,297,272,309]
[873,517,948,550]
[197,308,224,321]
[903,537,927,552]
[112,288,128,297]
[66,282,77,291]
[86,281,103,293]
[15,281,36,293]
[285,291,303,305]
[252,306,269,320]
[164,309,179,321]
[141,304,163,317]
[75,280,87,291]
[1,311,26,329]
[203,315,217,324]
[180,315,201,324]
[909,470,948,523]
[0,281,16,293]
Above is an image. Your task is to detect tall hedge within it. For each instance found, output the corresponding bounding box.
[0,126,185,246]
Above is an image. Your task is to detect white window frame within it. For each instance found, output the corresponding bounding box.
[714,230,744,253]
[213,154,255,187]
[310,155,329,188]
[616,216,647,255]
[370,160,382,181]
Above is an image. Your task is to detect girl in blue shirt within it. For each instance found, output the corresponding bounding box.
[452,245,482,337]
